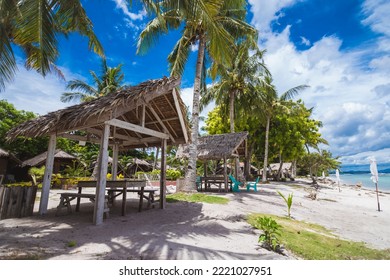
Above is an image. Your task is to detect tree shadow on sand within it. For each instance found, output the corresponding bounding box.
[0,197,289,260]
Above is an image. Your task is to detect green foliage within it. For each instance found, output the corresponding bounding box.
[248,214,390,260]
[28,166,45,185]
[67,241,77,248]
[277,191,293,218]
[0,100,48,159]
[166,169,182,180]
[298,150,340,178]
[255,216,282,251]
[63,160,89,177]
[166,193,229,204]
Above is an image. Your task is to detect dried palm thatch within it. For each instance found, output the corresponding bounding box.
[176,132,248,160]
[22,149,76,167]
[0,147,22,164]
[7,77,190,149]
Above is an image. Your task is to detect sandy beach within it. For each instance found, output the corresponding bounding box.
[0,178,389,260]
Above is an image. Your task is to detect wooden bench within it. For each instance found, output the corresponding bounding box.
[56,193,110,218]
[107,189,157,212]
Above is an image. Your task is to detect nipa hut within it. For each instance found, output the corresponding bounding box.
[176,132,248,191]
[7,76,190,225]
[22,149,77,174]
[126,158,153,176]
[0,148,22,183]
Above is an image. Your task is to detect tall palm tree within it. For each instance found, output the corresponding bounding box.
[138,0,256,190]
[61,59,125,103]
[0,0,104,92]
[202,39,268,133]
[254,76,309,183]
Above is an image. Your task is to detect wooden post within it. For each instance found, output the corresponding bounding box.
[224,157,228,192]
[39,134,56,215]
[112,143,119,180]
[160,139,167,209]
[93,124,110,225]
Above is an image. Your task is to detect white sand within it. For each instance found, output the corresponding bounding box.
[0,179,389,260]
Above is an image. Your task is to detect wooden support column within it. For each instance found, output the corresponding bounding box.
[160,139,167,209]
[39,134,56,215]
[224,157,228,192]
[112,143,119,180]
[93,124,110,225]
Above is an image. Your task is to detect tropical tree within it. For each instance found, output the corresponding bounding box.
[137,0,256,190]
[202,38,267,133]
[0,0,103,92]
[253,76,309,183]
[60,58,125,103]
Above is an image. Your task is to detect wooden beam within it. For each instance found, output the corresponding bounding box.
[120,114,148,147]
[105,119,169,139]
[172,88,189,143]
[148,106,175,143]
[39,134,56,215]
[224,157,228,192]
[122,136,160,146]
[160,138,167,209]
[93,124,110,225]
[59,133,101,145]
[112,143,119,180]
[141,104,146,127]
[145,117,178,126]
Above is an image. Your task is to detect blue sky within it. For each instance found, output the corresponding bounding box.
[2,0,390,165]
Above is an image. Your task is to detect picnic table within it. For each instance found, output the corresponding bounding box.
[201,176,231,192]
[57,179,155,217]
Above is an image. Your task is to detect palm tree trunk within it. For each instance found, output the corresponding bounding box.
[262,115,270,183]
[184,33,206,191]
[229,90,235,133]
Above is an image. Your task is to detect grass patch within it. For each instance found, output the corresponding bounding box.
[248,214,390,260]
[166,192,229,204]
[67,240,77,248]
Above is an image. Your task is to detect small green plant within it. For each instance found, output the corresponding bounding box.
[256,216,282,251]
[67,240,77,247]
[277,191,293,218]
[28,166,45,185]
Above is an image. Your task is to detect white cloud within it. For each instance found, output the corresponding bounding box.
[112,0,146,21]
[300,36,311,46]
[249,0,390,164]
[1,65,78,115]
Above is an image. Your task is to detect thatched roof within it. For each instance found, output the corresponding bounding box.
[7,76,190,149]
[0,147,22,164]
[270,162,292,171]
[176,132,248,160]
[22,149,76,167]
[126,158,152,167]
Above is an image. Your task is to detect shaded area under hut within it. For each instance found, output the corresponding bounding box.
[7,76,190,225]
[176,132,248,192]
[0,148,22,183]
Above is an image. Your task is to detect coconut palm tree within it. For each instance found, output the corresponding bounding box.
[138,0,256,190]
[60,59,125,103]
[254,76,309,183]
[0,0,104,92]
[202,39,268,133]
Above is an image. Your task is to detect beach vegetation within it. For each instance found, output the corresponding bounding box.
[60,58,125,103]
[138,0,256,191]
[277,191,293,218]
[255,216,282,252]
[167,193,229,204]
[0,0,103,92]
[67,240,77,248]
[248,214,390,260]
[298,150,340,183]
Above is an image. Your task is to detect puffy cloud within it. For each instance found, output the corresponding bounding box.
[112,0,146,21]
[249,0,390,163]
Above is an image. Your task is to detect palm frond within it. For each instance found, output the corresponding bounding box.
[280,85,310,101]
[66,80,98,96]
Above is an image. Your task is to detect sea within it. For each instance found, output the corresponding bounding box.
[328,162,390,192]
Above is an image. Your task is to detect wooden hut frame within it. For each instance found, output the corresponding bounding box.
[7,77,190,225]
[176,132,248,191]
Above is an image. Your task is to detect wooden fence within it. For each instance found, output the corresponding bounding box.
[0,186,37,219]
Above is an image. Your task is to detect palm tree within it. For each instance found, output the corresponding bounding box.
[138,0,256,190]
[0,0,104,92]
[255,76,309,183]
[202,39,268,133]
[61,59,125,103]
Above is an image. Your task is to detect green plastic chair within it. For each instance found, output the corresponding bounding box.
[196,176,202,191]
[228,175,242,192]
[246,177,260,192]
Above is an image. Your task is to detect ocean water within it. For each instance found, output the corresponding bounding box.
[328,173,390,192]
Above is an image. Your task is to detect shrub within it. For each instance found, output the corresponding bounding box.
[166,169,181,180]
[256,216,282,251]
[277,191,293,218]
